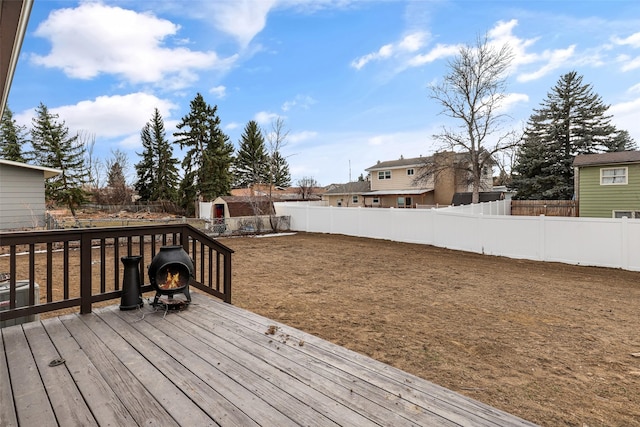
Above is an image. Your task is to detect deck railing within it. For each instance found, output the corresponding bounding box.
[0,224,233,325]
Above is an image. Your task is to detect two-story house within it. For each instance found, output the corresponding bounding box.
[361,152,493,208]
[573,151,640,218]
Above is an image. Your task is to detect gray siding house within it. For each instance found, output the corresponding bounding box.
[0,159,60,230]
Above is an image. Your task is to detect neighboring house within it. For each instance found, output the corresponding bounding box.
[363,152,494,208]
[231,184,324,202]
[322,181,371,207]
[0,159,61,229]
[573,151,640,218]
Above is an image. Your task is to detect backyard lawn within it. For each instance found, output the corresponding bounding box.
[220,232,640,427]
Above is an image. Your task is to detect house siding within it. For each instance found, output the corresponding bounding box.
[0,164,47,229]
[324,194,366,207]
[578,163,640,217]
[370,166,423,191]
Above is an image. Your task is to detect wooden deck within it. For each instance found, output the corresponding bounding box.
[1,293,537,426]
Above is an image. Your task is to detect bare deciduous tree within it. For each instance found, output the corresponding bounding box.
[425,34,520,203]
[79,130,103,191]
[264,117,291,231]
[297,176,318,200]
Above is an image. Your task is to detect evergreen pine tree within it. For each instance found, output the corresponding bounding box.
[173,93,234,214]
[604,129,637,152]
[233,120,269,187]
[105,149,132,205]
[30,103,88,215]
[270,150,291,187]
[0,107,28,162]
[135,109,179,202]
[511,71,625,200]
[135,121,156,202]
[107,158,126,188]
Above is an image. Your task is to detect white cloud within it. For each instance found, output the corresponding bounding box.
[209,85,227,98]
[516,45,576,82]
[482,19,580,82]
[282,95,317,112]
[498,93,529,112]
[254,111,282,124]
[406,43,460,67]
[351,31,429,69]
[610,96,640,143]
[225,122,241,131]
[16,93,177,140]
[206,0,278,47]
[487,19,540,68]
[620,56,640,72]
[31,3,235,87]
[288,130,318,145]
[628,83,640,94]
[612,32,640,48]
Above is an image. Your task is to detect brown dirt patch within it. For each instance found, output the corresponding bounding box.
[218,232,640,427]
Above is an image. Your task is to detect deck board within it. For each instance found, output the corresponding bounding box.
[21,321,97,426]
[0,326,18,427]
[2,325,56,426]
[1,293,538,426]
[42,317,137,426]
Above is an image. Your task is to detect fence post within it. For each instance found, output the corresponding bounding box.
[477,213,484,254]
[80,233,93,314]
[538,215,546,262]
[431,207,438,247]
[621,217,629,270]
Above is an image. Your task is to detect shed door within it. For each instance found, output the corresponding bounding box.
[214,204,225,219]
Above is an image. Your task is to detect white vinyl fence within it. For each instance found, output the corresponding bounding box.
[274,201,640,272]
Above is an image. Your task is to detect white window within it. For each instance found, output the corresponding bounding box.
[407,168,414,176]
[378,170,391,180]
[601,167,627,185]
[372,197,380,204]
[613,211,640,219]
[352,195,358,203]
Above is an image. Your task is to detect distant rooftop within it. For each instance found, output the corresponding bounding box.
[573,151,640,167]
[323,181,371,195]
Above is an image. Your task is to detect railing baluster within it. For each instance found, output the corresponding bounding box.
[139,235,145,283]
[9,246,16,309]
[29,243,35,305]
[63,241,69,300]
[100,238,106,293]
[80,232,92,314]
[200,242,204,283]
[216,252,221,292]
[47,242,53,302]
[114,238,120,291]
[208,247,213,290]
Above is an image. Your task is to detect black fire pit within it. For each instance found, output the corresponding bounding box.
[148,245,194,307]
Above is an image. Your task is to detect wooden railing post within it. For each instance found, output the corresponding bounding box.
[80,232,93,314]
[224,252,232,304]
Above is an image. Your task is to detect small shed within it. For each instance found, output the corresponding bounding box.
[211,196,275,220]
[0,159,61,230]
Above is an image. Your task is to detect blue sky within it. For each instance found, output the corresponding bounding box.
[9,0,640,186]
